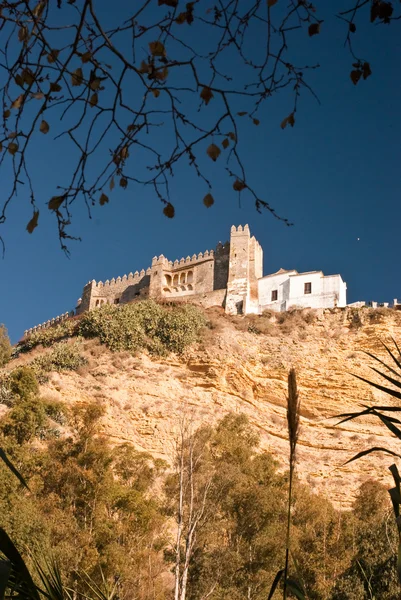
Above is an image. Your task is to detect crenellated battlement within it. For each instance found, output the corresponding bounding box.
[166,249,215,271]
[230,224,250,236]
[86,267,152,289]
[24,311,74,337]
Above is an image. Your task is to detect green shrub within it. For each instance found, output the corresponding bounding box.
[78,300,206,355]
[18,318,78,353]
[155,304,206,354]
[10,367,39,401]
[31,341,87,376]
[42,398,66,425]
[0,373,13,405]
[0,324,12,366]
[1,398,47,443]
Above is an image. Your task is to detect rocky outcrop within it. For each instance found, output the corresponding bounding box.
[20,307,401,508]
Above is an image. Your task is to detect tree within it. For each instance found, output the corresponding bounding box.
[0,324,11,367]
[165,417,214,600]
[0,0,399,251]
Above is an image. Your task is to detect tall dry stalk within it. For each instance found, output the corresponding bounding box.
[283,368,301,600]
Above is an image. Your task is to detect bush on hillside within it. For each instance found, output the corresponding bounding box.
[77,300,206,355]
[10,367,39,401]
[18,318,78,353]
[0,324,12,367]
[31,341,87,378]
[1,398,48,443]
[155,304,207,354]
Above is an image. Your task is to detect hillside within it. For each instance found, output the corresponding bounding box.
[5,304,401,508]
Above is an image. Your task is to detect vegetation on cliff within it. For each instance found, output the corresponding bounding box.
[1,306,401,598]
[17,300,206,357]
[0,364,399,598]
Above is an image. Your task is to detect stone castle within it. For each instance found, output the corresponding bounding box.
[75,224,347,316]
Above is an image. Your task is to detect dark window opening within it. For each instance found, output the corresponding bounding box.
[304,282,312,294]
[114,298,120,304]
[271,290,278,301]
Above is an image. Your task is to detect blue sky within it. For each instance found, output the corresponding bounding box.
[0,3,400,342]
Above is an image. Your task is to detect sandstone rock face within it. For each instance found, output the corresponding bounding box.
[26,308,401,507]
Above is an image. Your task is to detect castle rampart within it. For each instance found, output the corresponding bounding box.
[24,225,351,336]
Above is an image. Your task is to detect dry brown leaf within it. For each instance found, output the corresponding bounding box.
[203,193,214,208]
[154,67,168,81]
[152,89,160,98]
[40,119,50,134]
[48,196,65,211]
[3,110,10,119]
[350,70,361,85]
[7,142,18,155]
[228,132,236,142]
[120,146,129,160]
[149,41,166,57]
[15,74,24,88]
[233,179,246,192]
[163,203,175,218]
[81,51,92,63]
[22,69,34,86]
[89,93,98,107]
[362,62,372,80]
[176,12,187,24]
[207,143,221,162]
[158,0,178,6]
[267,0,278,6]
[99,193,109,206]
[200,86,213,105]
[253,118,260,126]
[0,143,2,153]
[8,132,17,139]
[50,82,62,92]
[47,49,59,64]
[109,177,115,191]
[71,67,84,87]
[31,92,44,100]
[26,211,39,234]
[308,23,321,36]
[18,26,28,42]
[119,178,128,189]
[281,112,295,129]
[139,61,150,75]
[11,95,23,110]
[349,22,356,33]
[222,138,229,149]
[90,78,101,91]
[237,111,247,116]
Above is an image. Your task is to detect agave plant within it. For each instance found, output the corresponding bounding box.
[336,338,401,585]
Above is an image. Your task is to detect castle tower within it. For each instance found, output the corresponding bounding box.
[225,225,262,315]
[149,255,169,299]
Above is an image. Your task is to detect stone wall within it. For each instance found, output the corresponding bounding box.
[225,225,251,315]
[213,242,230,290]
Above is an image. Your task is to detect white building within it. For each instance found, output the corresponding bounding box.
[257,268,347,313]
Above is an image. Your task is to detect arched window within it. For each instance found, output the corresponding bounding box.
[95,299,100,306]
[173,287,179,292]
[163,287,171,294]
[187,284,193,291]
[187,270,193,283]
[165,274,172,286]
[173,274,179,286]
[180,272,186,284]
[180,285,186,291]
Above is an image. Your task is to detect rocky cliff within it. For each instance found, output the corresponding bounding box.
[10,306,401,508]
